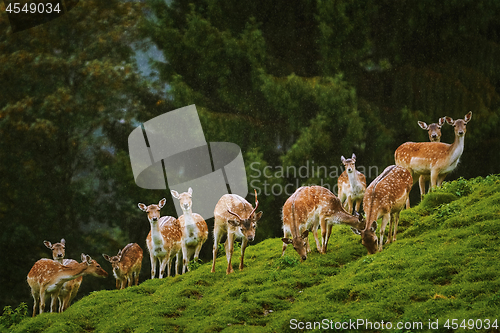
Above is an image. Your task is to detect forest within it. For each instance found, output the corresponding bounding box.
[1,0,499,314]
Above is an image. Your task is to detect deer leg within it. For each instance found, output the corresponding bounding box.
[282,230,290,256]
[50,294,58,313]
[354,200,361,214]
[437,173,447,187]
[430,169,439,190]
[419,175,426,200]
[159,256,168,278]
[39,289,47,314]
[239,237,248,271]
[323,224,333,254]
[312,223,321,253]
[211,229,223,273]
[182,243,188,274]
[392,212,400,242]
[346,196,353,215]
[225,234,235,274]
[150,254,157,279]
[378,214,391,252]
[175,251,181,276]
[386,214,394,244]
[32,292,39,317]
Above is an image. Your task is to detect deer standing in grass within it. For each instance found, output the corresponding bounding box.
[102,243,143,289]
[27,254,108,316]
[171,188,208,274]
[212,190,263,274]
[338,154,366,214]
[415,117,446,203]
[351,165,413,254]
[282,186,365,260]
[138,198,182,279]
[43,239,82,312]
[395,112,472,205]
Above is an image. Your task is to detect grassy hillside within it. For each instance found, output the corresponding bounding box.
[3,175,500,333]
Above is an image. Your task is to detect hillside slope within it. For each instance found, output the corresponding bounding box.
[3,175,500,333]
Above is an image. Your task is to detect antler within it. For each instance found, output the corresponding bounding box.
[249,189,259,218]
[226,204,243,221]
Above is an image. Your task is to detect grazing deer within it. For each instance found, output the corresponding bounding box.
[103,243,143,289]
[351,165,413,254]
[338,154,366,214]
[282,186,365,259]
[212,190,263,274]
[395,112,472,204]
[415,117,446,202]
[43,239,82,312]
[171,188,208,274]
[27,254,108,316]
[138,198,182,279]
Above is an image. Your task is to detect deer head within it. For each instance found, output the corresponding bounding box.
[44,239,66,262]
[418,117,445,142]
[170,187,193,212]
[351,222,378,254]
[446,111,472,138]
[341,153,357,173]
[281,230,309,261]
[226,190,263,242]
[138,198,166,223]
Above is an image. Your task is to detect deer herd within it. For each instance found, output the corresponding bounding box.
[27,112,472,316]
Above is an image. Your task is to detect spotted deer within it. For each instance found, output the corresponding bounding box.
[212,190,263,274]
[395,112,472,205]
[171,188,208,274]
[102,243,143,289]
[415,117,446,203]
[282,186,365,260]
[43,239,82,312]
[138,198,182,279]
[337,154,367,214]
[351,165,413,254]
[27,254,108,316]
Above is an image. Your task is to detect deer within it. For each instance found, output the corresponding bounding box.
[171,188,209,274]
[337,153,367,214]
[102,243,143,289]
[212,190,263,274]
[43,239,82,312]
[415,117,446,203]
[351,165,413,254]
[282,186,365,260]
[27,253,108,316]
[395,111,472,205]
[138,198,182,279]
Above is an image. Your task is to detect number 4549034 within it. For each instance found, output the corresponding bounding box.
[5,2,61,14]
[444,319,498,330]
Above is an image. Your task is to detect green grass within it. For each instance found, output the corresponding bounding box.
[3,175,500,333]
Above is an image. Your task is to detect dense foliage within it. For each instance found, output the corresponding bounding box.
[1,0,499,315]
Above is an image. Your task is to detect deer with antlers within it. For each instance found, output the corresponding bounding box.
[212,190,263,274]
[27,254,108,316]
[282,186,365,260]
[414,116,446,203]
[338,154,366,214]
[351,165,413,254]
[103,243,143,289]
[171,188,208,274]
[138,198,182,279]
[43,239,82,312]
[396,112,472,203]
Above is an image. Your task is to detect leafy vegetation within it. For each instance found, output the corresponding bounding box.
[3,176,499,332]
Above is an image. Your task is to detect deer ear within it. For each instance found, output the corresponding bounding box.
[351,227,361,235]
[417,121,428,130]
[81,253,87,262]
[170,190,180,199]
[445,116,454,125]
[138,203,147,212]
[60,238,66,246]
[464,111,472,123]
[281,238,293,245]
[158,198,167,208]
[44,241,52,249]
[228,219,240,227]
[300,230,309,239]
[253,211,263,222]
[370,221,378,232]
[117,249,122,257]
[438,117,446,127]
[351,153,356,161]
[188,187,193,196]
[341,156,346,163]
[102,254,111,261]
